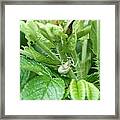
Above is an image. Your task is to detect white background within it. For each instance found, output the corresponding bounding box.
[5,5,115,115]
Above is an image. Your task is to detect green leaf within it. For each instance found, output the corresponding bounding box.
[21,46,60,65]
[35,32,55,49]
[36,22,64,43]
[20,21,60,62]
[85,81,100,100]
[72,20,84,34]
[89,20,100,57]
[20,69,30,90]
[81,39,88,61]
[80,54,91,79]
[78,35,91,79]
[20,21,38,44]
[67,33,77,51]
[34,39,60,63]
[26,21,38,32]
[72,20,91,38]
[20,55,52,78]
[20,21,28,34]
[70,79,86,100]
[70,80,100,100]
[86,72,99,83]
[21,76,65,100]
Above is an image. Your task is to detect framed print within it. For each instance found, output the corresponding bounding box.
[0,0,120,119]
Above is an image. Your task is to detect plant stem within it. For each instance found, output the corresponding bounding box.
[68,69,77,80]
[77,25,91,38]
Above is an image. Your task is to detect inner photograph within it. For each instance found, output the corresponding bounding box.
[20,20,100,100]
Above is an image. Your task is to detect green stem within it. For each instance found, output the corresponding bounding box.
[68,69,77,80]
[77,25,91,38]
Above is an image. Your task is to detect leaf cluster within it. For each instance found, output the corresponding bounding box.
[20,20,100,100]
